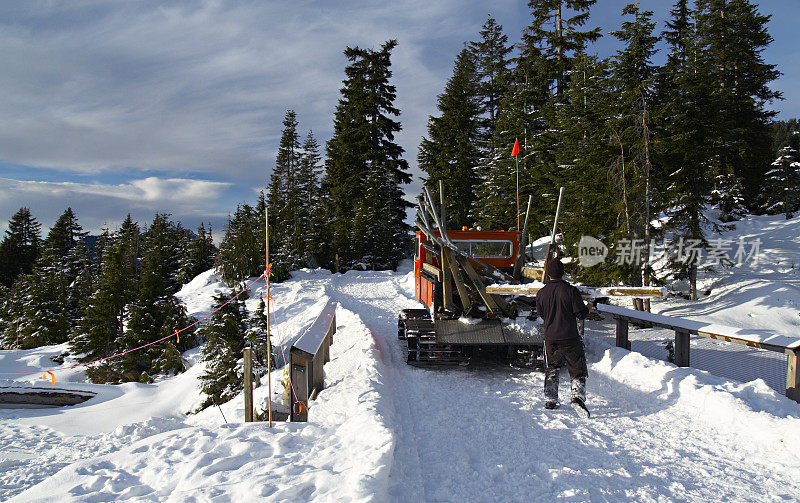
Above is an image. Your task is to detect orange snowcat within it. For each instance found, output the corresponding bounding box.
[398,228,543,366]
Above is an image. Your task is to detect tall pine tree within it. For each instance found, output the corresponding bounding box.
[5,209,92,348]
[120,214,195,381]
[765,132,800,218]
[325,40,412,270]
[71,215,141,382]
[0,208,42,288]
[418,47,483,228]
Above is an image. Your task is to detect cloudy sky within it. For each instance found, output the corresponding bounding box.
[1,0,797,239]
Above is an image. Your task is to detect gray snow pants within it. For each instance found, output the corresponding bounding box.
[544,338,588,403]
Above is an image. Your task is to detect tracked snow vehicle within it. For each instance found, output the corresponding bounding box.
[398,186,544,367]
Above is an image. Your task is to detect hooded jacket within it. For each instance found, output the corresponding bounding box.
[535,279,589,341]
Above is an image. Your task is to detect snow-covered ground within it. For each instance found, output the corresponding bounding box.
[1,214,800,501]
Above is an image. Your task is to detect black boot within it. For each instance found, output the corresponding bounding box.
[544,368,559,409]
[570,377,590,418]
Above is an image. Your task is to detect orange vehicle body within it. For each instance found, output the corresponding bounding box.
[414,229,520,308]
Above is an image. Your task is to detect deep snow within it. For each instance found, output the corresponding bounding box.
[1,213,800,501]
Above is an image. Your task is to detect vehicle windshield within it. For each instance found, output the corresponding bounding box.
[452,239,513,259]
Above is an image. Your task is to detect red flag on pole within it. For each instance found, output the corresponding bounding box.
[511,138,519,157]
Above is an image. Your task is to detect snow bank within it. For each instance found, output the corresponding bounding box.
[590,336,800,456]
[8,306,397,502]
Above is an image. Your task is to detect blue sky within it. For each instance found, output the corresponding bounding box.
[1,0,797,239]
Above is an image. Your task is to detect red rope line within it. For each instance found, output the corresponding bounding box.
[0,273,267,377]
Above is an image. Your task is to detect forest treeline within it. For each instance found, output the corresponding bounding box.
[418,0,795,297]
[0,1,797,395]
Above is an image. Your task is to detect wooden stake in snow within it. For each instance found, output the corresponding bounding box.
[244,347,253,422]
[266,207,272,427]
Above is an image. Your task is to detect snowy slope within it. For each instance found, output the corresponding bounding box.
[2,215,800,501]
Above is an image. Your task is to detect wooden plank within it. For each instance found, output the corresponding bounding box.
[674,330,690,367]
[615,318,629,350]
[787,348,799,403]
[485,284,542,295]
[597,304,800,352]
[456,254,507,316]
[440,248,454,311]
[289,352,309,422]
[444,248,471,310]
[601,287,666,298]
[521,266,544,280]
[485,283,592,299]
[422,262,442,281]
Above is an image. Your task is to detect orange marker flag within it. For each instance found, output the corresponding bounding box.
[43,371,55,385]
[511,138,519,157]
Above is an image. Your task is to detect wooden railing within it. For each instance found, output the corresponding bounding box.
[289,299,337,421]
[596,303,800,403]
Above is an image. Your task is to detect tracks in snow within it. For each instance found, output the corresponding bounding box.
[329,269,800,502]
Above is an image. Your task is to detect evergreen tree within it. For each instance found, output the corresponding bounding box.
[325,40,412,270]
[765,132,800,218]
[609,3,660,283]
[555,53,620,281]
[472,26,550,233]
[658,0,717,300]
[71,215,141,382]
[198,289,249,410]
[526,0,601,101]
[473,1,600,234]
[771,118,799,156]
[0,208,42,288]
[418,47,483,228]
[247,296,274,370]
[216,204,269,285]
[0,208,93,348]
[268,110,308,273]
[470,16,514,156]
[120,214,195,381]
[694,0,780,211]
[298,131,325,265]
[179,222,217,282]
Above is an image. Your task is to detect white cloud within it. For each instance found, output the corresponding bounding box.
[0,0,513,185]
[0,176,232,237]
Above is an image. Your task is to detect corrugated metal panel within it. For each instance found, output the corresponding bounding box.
[435,319,505,345]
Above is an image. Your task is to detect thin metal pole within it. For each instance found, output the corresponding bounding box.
[516,155,520,231]
[541,186,565,282]
[439,179,446,232]
[266,207,272,427]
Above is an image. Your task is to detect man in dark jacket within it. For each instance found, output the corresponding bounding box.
[535,258,592,415]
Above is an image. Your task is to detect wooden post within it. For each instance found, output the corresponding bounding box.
[615,318,629,350]
[513,195,534,280]
[674,330,690,367]
[787,348,800,403]
[444,249,471,310]
[643,298,651,313]
[243,347,253,422]
[265,207,272,427]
